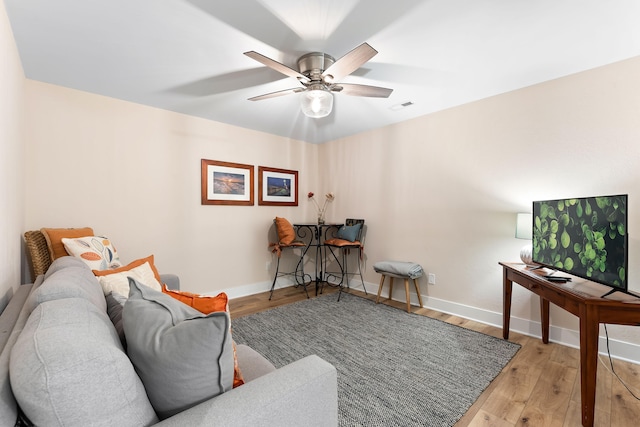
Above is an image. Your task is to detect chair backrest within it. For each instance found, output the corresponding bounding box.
[24,230,52,278]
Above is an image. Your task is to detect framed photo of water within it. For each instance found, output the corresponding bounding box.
[201,159,254,205]
[258,166,298,206]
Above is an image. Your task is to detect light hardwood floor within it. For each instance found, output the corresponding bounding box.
[229,286,640,427]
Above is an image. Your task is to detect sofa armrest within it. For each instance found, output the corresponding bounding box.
[159,274,180,291]
[154,355,337,427]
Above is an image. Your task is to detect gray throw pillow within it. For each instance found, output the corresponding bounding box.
[124,278,234,419]
[105,291,127,347]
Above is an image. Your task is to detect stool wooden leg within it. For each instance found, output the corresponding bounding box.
[404,278,411,313]
[413,279,423,308]
[376,275,386,304]
[389,277,394,299]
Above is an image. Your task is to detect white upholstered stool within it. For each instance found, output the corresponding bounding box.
[373,261,424,313]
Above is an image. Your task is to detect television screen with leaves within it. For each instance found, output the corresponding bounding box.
[532,194,628,293]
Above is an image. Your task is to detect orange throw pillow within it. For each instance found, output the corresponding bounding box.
[162,286,244,388]
[41,227,94,260]
[162,287,228,313]
[274,217,295,245]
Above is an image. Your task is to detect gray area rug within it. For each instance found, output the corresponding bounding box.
[231,292,520,426]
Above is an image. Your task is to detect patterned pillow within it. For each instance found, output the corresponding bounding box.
[62,236,122,270]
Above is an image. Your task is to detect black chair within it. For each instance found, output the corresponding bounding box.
[324,219,367,301]
[268,217,311,300]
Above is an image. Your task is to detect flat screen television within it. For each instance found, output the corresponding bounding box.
[532,194,628,294]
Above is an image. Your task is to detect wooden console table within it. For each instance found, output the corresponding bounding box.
[500,262,640,427]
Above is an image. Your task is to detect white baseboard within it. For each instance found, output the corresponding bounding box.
[220,277,373,300]
[221,279,640,364]
[404,287,640,365]
[221,280,273,299]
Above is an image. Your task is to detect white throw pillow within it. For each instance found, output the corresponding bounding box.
[96,261,162,296]
[62,235,123,270]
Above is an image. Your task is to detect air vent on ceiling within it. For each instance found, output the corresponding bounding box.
[390,101,414,111]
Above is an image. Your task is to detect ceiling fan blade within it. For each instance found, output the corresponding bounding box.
[244,51,310,83]
[332,83,393,98]
[248,87,304,101]
[322,42,378,82]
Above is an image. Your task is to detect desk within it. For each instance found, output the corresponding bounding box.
[294,223,342,295]
[500,262,640,427]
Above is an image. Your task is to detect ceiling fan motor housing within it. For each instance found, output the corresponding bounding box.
[297,52,335,82]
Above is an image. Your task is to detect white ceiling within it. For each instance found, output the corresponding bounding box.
[5,0,640,144]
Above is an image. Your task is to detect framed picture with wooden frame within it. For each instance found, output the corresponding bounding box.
[258,166,298,206]
[201,159,254,205]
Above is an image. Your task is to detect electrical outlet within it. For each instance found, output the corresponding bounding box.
[265,261,271,271]
[428,273,436,285]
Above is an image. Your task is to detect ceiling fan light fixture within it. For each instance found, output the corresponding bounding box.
[300,86,333,118]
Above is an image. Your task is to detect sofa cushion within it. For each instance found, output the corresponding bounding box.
[124,278,234,419]
[28,259,106,314]
[234,344,276,382]
[40,227,94,260]
[43,255,89,279]
[62,235,123,270]
[10,298,158,427]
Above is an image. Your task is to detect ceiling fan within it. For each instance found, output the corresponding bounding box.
[244,42,393,118]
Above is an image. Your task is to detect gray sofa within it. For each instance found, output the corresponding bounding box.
[0,257,338,427]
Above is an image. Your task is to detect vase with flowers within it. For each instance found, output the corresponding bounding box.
[308,192,335,224]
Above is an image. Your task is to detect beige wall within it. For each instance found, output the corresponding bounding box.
[0,1,25,311]
[23,81,320,297]
[321,56,640,349]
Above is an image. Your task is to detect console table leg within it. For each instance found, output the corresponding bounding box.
[503,270,513,339]
[579,307,599,427]
[540,298,550,344]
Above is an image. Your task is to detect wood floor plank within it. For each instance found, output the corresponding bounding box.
[229,287,640,427]
[516,359,576,426]
[608,358,640,427]
[467,409,516,427]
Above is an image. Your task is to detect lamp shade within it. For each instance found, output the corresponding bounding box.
[300,86,333,118]
[515,213,532,240]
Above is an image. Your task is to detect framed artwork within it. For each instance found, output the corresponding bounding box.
[258,166,298,206]
[201,159,254,205]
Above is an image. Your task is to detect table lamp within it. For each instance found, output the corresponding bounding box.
[515,213,533,265]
